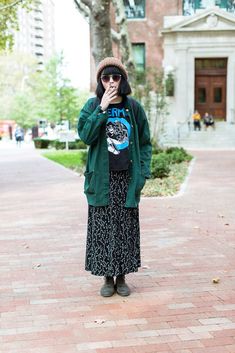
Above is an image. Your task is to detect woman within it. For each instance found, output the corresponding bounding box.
[78,57,152,297]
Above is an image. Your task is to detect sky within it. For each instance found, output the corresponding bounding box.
[54,0,90,90]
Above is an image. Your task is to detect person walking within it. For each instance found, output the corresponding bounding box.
[78,57,152,297]
[14,125,24,146]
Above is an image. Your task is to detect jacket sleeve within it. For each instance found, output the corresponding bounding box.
[77,98,108,145]
[136,103,152,179]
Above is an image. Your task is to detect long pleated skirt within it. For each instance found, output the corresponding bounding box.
[85,170,141,276]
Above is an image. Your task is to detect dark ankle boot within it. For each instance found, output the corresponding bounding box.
[100,276,115,297]
[116,275,130,296]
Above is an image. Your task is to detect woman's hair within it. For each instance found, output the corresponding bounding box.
[95,66,132,99]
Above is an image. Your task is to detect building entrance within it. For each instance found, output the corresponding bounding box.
[195,58,227,120]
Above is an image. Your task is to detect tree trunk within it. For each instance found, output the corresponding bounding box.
[90,0,113,66]
[74,0,113,67]
[112,0,135,79]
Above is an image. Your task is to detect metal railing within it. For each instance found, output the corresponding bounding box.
[177,114,192,144]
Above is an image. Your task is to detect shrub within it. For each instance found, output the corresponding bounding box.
[151,139,163,154]
[70,140,87,150]
[151,153,171,179]
[166,147,192,164]
[54,139,87,150]
[80,150,88,165]
[33,138,51,149]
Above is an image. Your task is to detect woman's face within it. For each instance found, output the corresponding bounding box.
[101,73,122,92]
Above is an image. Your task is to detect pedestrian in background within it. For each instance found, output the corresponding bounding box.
[192,110,201,131]
[203,112,215,130]
[14,125,24,146]
[78,57,152,297]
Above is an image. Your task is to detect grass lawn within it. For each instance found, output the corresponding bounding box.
[42,150,86,173]
[43,150,192,197]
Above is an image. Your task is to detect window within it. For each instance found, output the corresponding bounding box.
[195,58,227,70]
[183,0,235,15]
[198,87,206,103]
[132,43,145,72]
[214,87,222,103]
[124,0,145,19]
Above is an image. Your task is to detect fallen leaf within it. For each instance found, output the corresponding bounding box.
[212,278,220,284]
[33,263,41,269]
[142,265,150,269]
[94,319,105,325]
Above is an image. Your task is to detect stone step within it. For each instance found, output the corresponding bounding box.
[163,122,235,149]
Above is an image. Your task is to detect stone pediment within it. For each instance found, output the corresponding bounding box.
[162,7,235,33]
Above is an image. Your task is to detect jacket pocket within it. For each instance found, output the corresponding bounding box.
[84,171,95,194]
[136,173,146,194]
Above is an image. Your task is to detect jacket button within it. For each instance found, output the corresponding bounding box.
[130,160,133,163]
[126,108,129,112]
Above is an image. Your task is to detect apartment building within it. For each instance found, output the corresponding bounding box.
[14,0,55,70]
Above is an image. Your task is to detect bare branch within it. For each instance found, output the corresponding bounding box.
[0,0,24,11]
[80,0,92,10]
[73,0,90,18]
[112,0,135,76]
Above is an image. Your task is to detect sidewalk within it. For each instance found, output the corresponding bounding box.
[0,141,235,353]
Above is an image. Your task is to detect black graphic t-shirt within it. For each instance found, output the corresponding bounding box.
[106,102,131,171]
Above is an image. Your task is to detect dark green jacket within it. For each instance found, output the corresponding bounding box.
[78,96,152,208]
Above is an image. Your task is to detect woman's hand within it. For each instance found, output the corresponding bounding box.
[100,86,118,111]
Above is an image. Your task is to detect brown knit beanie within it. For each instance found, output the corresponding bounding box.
[96,57,128,81]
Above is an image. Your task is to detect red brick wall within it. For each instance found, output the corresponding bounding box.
[91,0,183,91]
[127,0,181,70]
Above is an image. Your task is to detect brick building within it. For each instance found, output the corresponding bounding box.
[92,0,235,142]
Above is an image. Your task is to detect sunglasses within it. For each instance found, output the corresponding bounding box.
[101,74,122,83]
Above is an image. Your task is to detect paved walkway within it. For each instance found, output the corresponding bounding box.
[0,141,235,353]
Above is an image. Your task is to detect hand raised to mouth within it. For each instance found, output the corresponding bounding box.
[100,85,119,111]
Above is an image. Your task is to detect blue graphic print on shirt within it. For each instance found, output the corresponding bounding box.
[106,103,131,171]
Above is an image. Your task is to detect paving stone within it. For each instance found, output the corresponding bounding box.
[0,142,235,353]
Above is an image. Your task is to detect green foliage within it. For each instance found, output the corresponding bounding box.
[151,153,171,179]
[166,147,193,164]
[54,139,87,150]
[165,73,174,96]
[151,138,163,154]
[151,147,192,179]
[143,161,190,197]
[33,138,51,149]
[0,52,89,128]
[42,150,88,172]
[30,54,88,127]
[0,0,33,50]
[131,67,169,142]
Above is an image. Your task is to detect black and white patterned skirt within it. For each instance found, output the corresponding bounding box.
[85,170,141,276]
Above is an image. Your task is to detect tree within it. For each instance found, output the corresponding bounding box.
[0,51,37,120]
[73,0,135,76]
[74,0,113,66]
[0,52,88,128]
[31,54,87,127]
[0,0,33,50]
